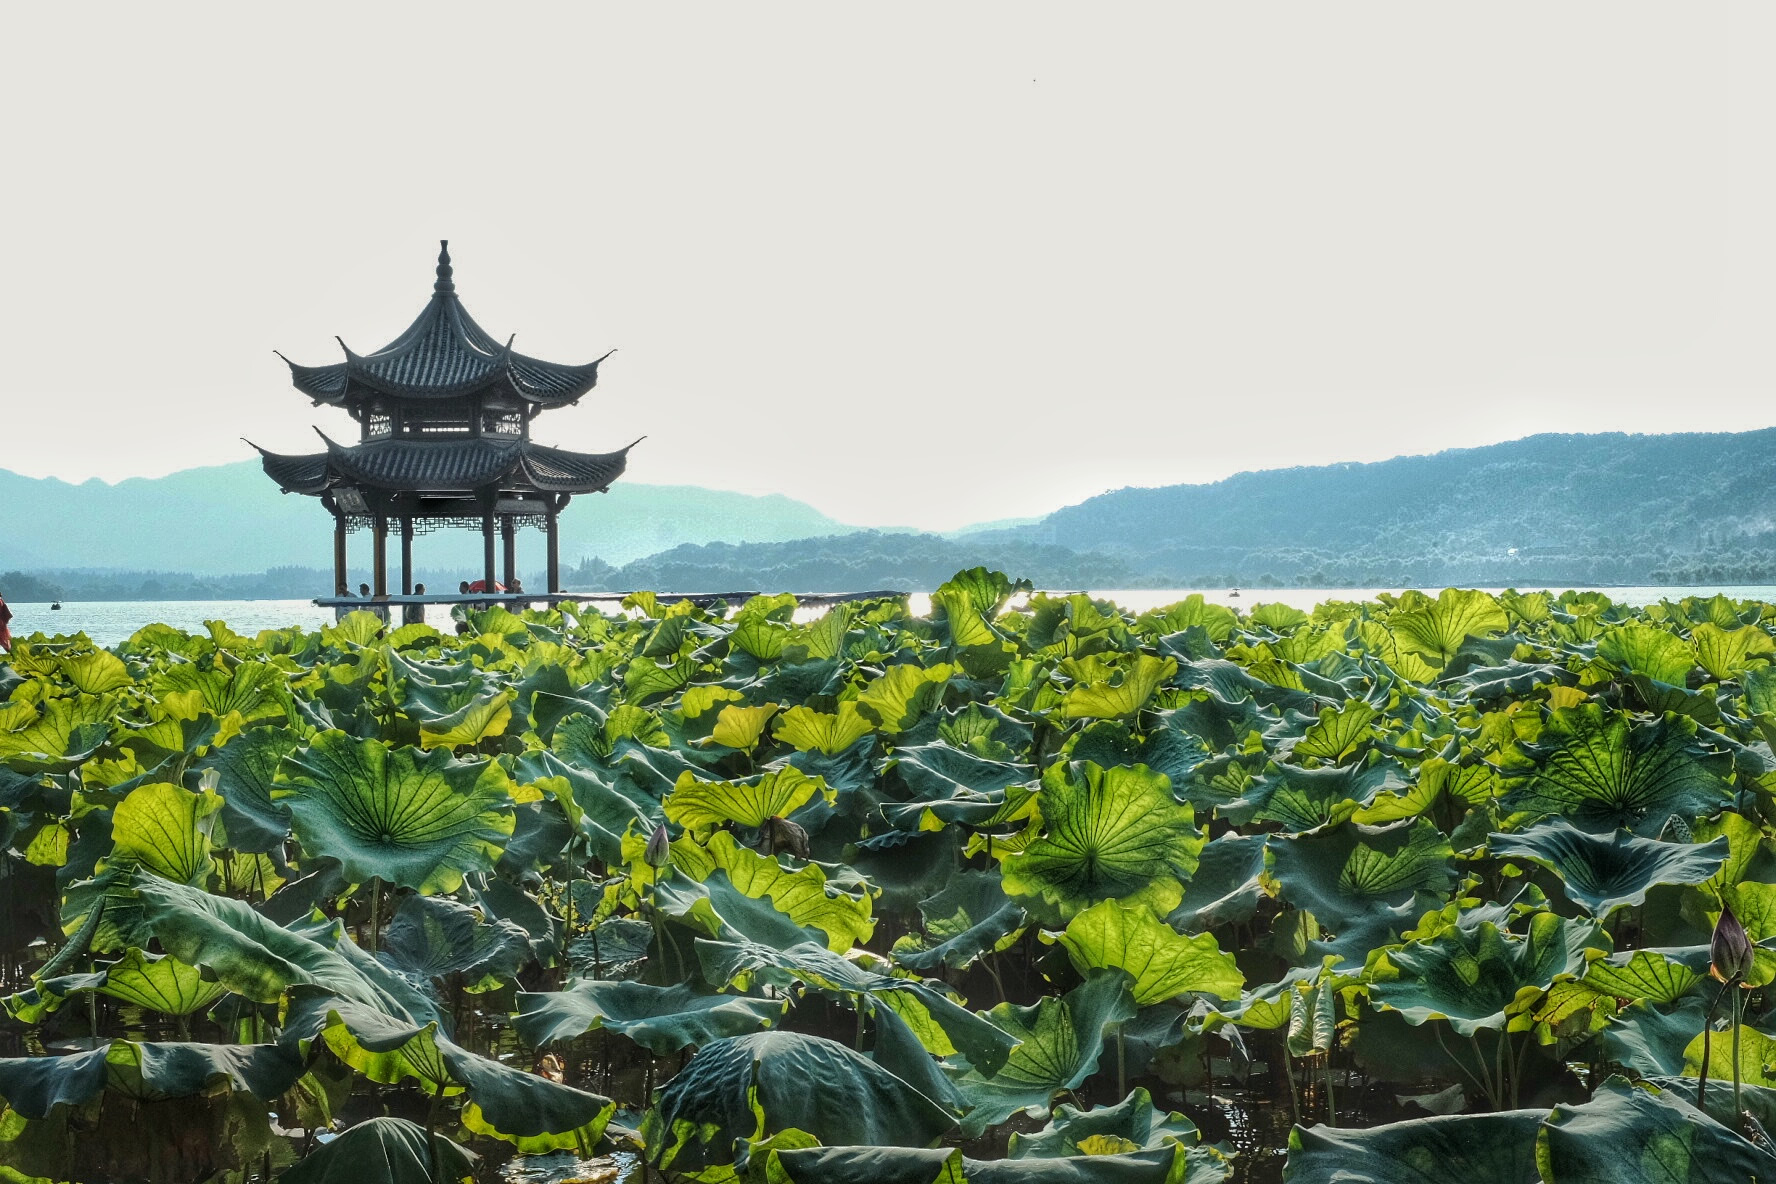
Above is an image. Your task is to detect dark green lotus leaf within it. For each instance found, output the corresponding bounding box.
[0,1046,108,1118]
[279,1116,475,1184]
[1000,761,1203,924]
[1596,996,1709,1077]
[1169,833,1266,933]
[894,869,1028,973]
[440,1040,615,1153]
[514,979,786,1054]
[0,1041,303,1119]
[1501,707,1733,836]
[132,872,438,1024]
[1009,1087,1205,1158]
[1538,1076,1776,1183]
[641,1031,957,1174]
[1223,757,1412,833]
[1489,820,1728,917]
[495,797,574,878]
[1284,1108,1544,1184]
[275,730,515,895]
[1371,913,1606,1037]
[949,970,1139,1138]
[882,743,1035,829]
[567,917,654,979]
[1268,819,1455,963]
[516,749,662,865]
[466,874,562,965]
[188,726,297,853]
[697,937,1016,1072]
[376,894,530,989]
[767,1144,1195,1184]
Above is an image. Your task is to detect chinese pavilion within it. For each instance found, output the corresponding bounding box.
[252,242,634,598]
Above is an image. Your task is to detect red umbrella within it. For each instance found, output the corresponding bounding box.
[464,580,505,593]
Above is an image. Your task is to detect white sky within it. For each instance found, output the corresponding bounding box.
[0,3,1769,531]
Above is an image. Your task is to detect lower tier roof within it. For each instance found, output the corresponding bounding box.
[252,435,635,497]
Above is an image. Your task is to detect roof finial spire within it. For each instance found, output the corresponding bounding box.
[434,240,454,294]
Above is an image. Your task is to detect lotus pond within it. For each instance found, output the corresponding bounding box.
[0,575,1772,1182]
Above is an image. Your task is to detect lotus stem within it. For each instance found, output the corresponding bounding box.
[367,876,382,954]
[1116,1024,1126,1099]
[1282,1043,1300,1126]
[1699,977,1732,1110]
[1733,985,1744,1131]
[1323,1055,1336,1126]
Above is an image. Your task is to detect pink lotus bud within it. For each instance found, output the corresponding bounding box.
[1712,902,1756,984]
[644,823,673,870]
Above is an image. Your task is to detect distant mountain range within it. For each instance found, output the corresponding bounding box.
[0,461,847,575]
[5,430,1775,599]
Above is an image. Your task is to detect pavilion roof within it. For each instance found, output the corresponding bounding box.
[279,242,612,406]
[251,435,636,498]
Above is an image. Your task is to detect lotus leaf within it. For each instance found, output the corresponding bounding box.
[514,979,786,1054]
[1000,761,1203,924]
[376,894,530,989]
[279,1116,474,1184]
[1389,589,1509,665]
[664,765,832,831]
[1371,913,1605,1036]
[894,869,1028,973]
[1537,1076,1776,1183]
[1268,818,1454,962]
[949,970,1139,1137]
[1488,820,1728,917]
[1057,899,1242,1005]
[109,779,223,885]
[1284,1108,1545,1183]
[274,730,516,894]
[643,1031,957,1173]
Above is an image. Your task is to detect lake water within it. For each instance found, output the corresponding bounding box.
[10,586,1776,649]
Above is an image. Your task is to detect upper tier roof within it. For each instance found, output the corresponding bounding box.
[280,242,613,406]
[252,434,637,498]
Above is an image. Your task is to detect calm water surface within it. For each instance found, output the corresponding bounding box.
[11,586,1776,649]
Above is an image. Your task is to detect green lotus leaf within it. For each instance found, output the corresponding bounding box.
[696,937,1016,1072]
[279,1116,475,1184]
[936,567,1030,621]
[661,830,875,950]
[1142,594,1239,644]
[1500,707,1731,836]
[98,948,228,1017]
[189,726,297,853]
[514,979,787,1054]
[949,970,1139,1138]
[1056,899,1242,1005]
[1062,654,1178,720]
[132,873,438,1023]
[855,662,959,733]
[1169,833,1266,933]
[1489,821,1726,918]
[1389,589,1509,666]
[417,689,515,750]
[773,703,876,754]
[1285,1108,1544,1184]
[0,1041,304,1119]
[894,869,1028,973]
[770,1145,1200,1183]
[153,659,290,723]
[1537,1076,1776,1183]
[59,649,131,696]
[1289,700,1379,765]
[1596,624,1697,685]
[0,1046,109,1118]
[1691,622,1770,681]
[1370,913,1605,1037]
[108,780,223,886]
[1224,757,1412,833]
[642,1031,957,1174]
[1268,818,1455,963]
[1000,761,1204,924]
[708,702,780,749]
[1597,996,1709,1078]
[375,894,530,989]
[1010,1087,1206,1159]
[0,694,113,771]
[887,743,1035,818]
[1681,1017,1776,1088]
[274,730,515,895]
[665,766,833,831]
[1580,946,1709,1004]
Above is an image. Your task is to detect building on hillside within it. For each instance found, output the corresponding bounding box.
[250,241,636,599]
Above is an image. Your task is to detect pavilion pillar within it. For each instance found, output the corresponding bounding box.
[502,516,518,590]
[332,516,348,595]
[482,512,497,592]
[372,515,389,597]
[400,517,414,595]
[546,511,560,594]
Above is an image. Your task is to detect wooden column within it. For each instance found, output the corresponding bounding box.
[400,517,414,595]
[501,516,518,590]
[482,512,497,592]
[332,516,348,594]
[372,515,390,597]
[545,511,561,594]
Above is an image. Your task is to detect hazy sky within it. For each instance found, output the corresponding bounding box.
[1,3,1768,530]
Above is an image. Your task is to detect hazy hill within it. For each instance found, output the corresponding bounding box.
[0,460,847,575]
[1015,429,1776,586]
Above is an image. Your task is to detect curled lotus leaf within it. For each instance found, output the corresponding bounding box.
[1285,1108,1544,1184]
[1488,819,1728,917]
[514,979,787,1055]
[1537,1076,1776,1184]
[279,1116,475,1184]
[1056,899,1243,1005]
[664,765,833,831]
